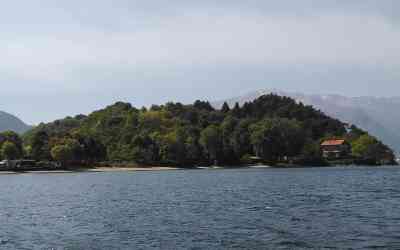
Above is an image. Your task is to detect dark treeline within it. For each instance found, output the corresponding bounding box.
[0,94,395,167]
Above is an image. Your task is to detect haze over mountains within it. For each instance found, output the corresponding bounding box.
[0,111,31,134]
[214,89,400,154]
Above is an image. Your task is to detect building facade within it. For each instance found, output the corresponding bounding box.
[321,139,351,159]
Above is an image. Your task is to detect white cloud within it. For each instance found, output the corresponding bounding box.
[0,1,400,124]
[1,10,399,85]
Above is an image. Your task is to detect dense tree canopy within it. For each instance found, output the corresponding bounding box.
[250,118,305,162]
[19,94,396,166]
[0,131,23,160]
[200,125,222,163]
[51,145,74,165]
[351,134,393,164]
[1,141,21,160]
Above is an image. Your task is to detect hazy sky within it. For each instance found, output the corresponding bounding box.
[1,0,399,124]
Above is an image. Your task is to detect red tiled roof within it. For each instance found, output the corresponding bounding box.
[321,139,346,146]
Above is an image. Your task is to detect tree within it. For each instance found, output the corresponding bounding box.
[221,102,230,113]
[31,130,51,160]
[279,119,306,157]
[352,134,378,158]
[139,110,169,132]
[185,136,202,165]
[250,118,305,162]
[250,120,281,161]
[220,116,238,164]
[199,125,222,164]
[351,134,394,164]
[232,102,241,117]
[158,129,187,165]
[51,145,74,166]
[131,134,159,164]
[231,119,253,160]
[1,141,21,160]
[0,131,23,156]
[297,139,327,166]
[193,100,214,111]
[301,140,322,159]
[79,135,106,162]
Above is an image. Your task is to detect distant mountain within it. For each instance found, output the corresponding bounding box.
[213,89,400,153]
[0,111,31,134]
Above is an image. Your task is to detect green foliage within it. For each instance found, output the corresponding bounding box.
[0,131,23,151]
[0,131,23,160]
[1,141,21,160]
[301,140,322,159]
[29,130,51,160]
[351,134,394,164]
[51,145,74,164]
[231,119,253,159]
[250,118,305,161]
[221,102,230,113]
[200,125,222,163]
[352,134,378,157]
[21,94,396,166]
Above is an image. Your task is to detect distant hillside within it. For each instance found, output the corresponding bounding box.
[213,89,400,153]
[0,111,31,134]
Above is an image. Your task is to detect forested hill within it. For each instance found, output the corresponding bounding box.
[214,89,400,153]
[20,94,396,166]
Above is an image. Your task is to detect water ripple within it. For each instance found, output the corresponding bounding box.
[0,167,398,249]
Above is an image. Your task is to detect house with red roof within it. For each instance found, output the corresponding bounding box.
[321,139,351,159]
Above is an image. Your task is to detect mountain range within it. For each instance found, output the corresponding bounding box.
[0,111,31,134]
[214,89,400,153]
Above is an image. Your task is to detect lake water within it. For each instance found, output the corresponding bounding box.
[0,167,400,249]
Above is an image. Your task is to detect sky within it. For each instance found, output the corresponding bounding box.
[1,0,399,124]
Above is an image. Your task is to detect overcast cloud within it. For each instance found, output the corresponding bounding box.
[0,0,399,124]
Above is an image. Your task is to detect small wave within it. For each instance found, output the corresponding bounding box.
[246,206,273,211]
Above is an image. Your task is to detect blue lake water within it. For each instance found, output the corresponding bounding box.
[0,166,400,249]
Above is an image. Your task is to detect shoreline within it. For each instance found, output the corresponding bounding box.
[0,165,275,175]
[0,167,183,175]
[0,163,395,175]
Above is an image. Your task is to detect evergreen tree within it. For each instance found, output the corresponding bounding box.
[221,102,230,113]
